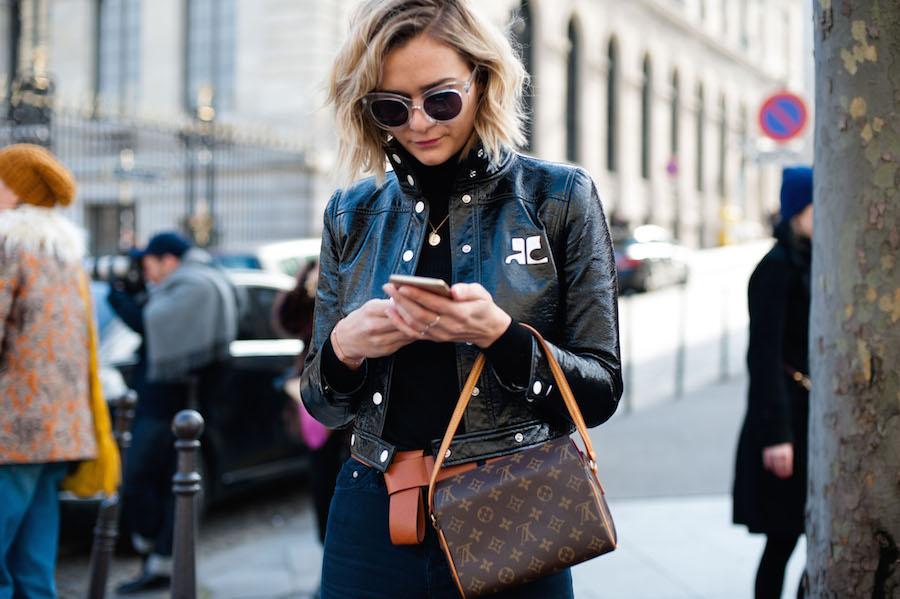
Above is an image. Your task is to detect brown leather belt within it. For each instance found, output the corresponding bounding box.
[356,450,479,545]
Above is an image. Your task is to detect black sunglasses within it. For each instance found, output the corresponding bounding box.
[362,70,476,129]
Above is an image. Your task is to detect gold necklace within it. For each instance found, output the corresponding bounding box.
[427,213,450,246]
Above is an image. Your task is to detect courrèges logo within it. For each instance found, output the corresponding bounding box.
[505,236,548,265]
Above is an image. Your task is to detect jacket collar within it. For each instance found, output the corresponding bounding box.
[383,137,514,198]
[0,204,86,263]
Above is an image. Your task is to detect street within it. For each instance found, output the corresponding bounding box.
[55,239,806,599]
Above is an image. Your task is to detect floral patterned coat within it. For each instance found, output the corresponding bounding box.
[0,205,97,464]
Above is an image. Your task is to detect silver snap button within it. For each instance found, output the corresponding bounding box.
[373,392,383,405]
[461,194,472,204]
[462,244,472,254]
[525,396,534,403]
[351,434,356,445]
[532,380,543,395]
[471,387,480,396]
[380,450,389,463]
[415,201,424,213]
[469,170,476,178]
[445,449,452,458]
[403,250,414,262]
[392,153,402,164]
[515,433,524,443]
[407,174,415,186]
[477,149,484,158]
[352,470,359,478]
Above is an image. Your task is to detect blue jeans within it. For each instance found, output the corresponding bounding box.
[0,463,69,599]
[321,459,574,599]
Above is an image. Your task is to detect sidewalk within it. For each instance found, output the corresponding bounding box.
[184,374,803,599]
[575,372,805,598]
[91,373,804,599]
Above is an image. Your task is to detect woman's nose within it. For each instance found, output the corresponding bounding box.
[407,106,432,132]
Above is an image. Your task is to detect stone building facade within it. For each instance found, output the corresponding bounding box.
[2,0,811,248]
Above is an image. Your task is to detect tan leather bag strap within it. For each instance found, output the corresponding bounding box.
[427,324,600,521]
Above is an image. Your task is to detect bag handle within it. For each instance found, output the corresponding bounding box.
[427,324,600,523]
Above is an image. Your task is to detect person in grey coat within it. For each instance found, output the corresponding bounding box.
[733,166,813,599]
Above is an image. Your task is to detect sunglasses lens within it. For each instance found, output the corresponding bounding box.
[423,91,463,121]
[370,99,409,128]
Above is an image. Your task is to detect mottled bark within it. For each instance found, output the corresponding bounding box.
[808,1,900,598]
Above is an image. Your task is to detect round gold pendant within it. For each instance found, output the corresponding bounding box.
[428,232,441,246]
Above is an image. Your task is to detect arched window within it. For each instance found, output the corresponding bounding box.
[670,70,680,160]
[1,2,16,103]
[512,1,534,151]
[565,19,580,163]
[640,55,652,179]
[739,104,748,206]
[185,0,236,114]
[97,0,141,115]
[696,83,704,192]
[718,95,727,197]
[606,38,619,172]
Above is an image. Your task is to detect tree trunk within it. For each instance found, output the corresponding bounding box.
[808,1,900,597]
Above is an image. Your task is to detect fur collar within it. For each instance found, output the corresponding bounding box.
[0,205,87,263]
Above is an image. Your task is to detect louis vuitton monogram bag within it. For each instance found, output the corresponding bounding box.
[427,325,617,598]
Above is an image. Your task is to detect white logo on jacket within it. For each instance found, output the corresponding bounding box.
[505,236,548,265]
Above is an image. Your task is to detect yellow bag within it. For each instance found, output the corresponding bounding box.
[60,269,122,497]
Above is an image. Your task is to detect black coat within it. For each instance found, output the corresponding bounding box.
[733,221,811,535]
[300,141,623,472]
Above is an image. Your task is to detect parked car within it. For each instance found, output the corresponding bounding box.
[613,224,690,293]
[212,237,321,278]
[64,269,309,511]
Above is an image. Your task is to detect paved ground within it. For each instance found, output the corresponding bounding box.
[56,371,806,599]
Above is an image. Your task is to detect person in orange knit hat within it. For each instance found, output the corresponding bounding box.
[0,144,118,599]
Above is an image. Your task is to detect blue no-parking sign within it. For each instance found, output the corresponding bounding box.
[759,92,808,142]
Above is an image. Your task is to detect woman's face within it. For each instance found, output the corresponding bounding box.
[377,34,479,166]
[791,203,813,239]
[0,179,18,211]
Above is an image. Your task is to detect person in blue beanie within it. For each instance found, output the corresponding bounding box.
[733,166,813,599]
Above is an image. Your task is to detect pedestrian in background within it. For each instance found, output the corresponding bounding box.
[733,166,813,599]
[272,259,348,548]
[110,231,238,594]
[300,1,622,597]
[0,144,99,599]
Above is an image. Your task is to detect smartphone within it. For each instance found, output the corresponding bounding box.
[388,274,453,298]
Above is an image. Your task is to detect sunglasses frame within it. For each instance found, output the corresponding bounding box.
[362,70,476,130]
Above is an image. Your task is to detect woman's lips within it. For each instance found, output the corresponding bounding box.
[413,137,441,148]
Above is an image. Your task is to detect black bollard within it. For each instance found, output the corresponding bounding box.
[171,409,204,599]
[86,390,138,599]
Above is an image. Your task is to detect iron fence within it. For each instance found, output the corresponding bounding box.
[0,110,320,255]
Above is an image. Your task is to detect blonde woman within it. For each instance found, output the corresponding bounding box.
[300,1,623,597]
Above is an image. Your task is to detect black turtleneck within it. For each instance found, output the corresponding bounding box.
[321,149,532,451]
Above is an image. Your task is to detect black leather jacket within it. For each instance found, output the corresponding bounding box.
[300,142,622,472]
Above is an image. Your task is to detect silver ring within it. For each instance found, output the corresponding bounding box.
[420,327,429,336]
[428,315,441,327]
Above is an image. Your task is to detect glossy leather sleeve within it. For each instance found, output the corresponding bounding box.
[523,168,623,427]
[299,190,366,429]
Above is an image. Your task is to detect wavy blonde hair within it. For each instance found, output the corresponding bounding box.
[327,0,529,185]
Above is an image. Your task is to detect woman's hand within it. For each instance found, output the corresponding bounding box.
[382,282,511,348]
[762,443,794,479]
[331,299,418,368]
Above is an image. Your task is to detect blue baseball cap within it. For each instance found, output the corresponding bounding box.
[137,231,192,258]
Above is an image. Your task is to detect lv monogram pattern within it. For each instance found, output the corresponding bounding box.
[433,437,616,598]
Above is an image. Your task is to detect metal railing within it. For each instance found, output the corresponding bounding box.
[1,110,320,253]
